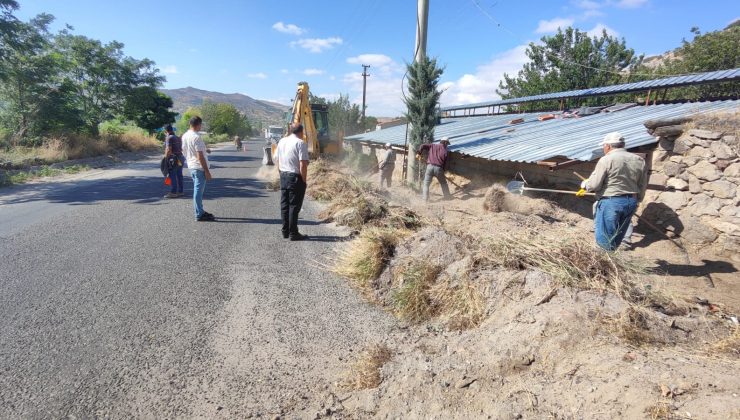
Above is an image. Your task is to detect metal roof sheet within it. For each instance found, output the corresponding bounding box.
[442,68,740,112]
[346,100,739,163]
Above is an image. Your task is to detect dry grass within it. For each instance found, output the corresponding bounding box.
[708,326,740,357]
[393,261,443,323]
[332,228,404,294]
[1,133,159,169]
[689,110,740,139]
[483,185,507,212]
[428,277,485,330]
[604,307,656,346]
[646,399,673,420]
[477,231,649,304]
[340,343,393,390]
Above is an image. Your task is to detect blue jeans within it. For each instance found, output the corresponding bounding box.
[168,155,184,193]
[191,169,207,219]
[422,164,451,201]
[594,196,638,251]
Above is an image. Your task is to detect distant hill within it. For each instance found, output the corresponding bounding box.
[160,87,289,125]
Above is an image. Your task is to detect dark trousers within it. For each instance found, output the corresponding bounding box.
[168,155,184,193]
[280,171,306,236]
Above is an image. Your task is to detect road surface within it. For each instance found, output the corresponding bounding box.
[0,140,395,417]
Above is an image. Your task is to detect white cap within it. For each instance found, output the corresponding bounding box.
[385,142,392,147]
[601,132,624,145]
[439,136,450,143]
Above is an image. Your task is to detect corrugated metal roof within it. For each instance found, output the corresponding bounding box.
[345,100,739,163]
[442,68,740,112]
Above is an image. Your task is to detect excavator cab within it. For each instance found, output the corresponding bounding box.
[311,104,339,154]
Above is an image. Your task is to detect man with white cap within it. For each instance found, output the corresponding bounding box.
[417,137,452,202]
[378,142,396,189]
[579,132,647,251]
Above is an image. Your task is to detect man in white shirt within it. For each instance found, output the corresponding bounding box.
[276,124,309,240]
[182,116,215,221]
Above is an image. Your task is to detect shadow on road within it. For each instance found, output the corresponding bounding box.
[213,217,324,226]
[1,175,268,206]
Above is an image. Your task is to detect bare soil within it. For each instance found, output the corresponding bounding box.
[316,165,740,419]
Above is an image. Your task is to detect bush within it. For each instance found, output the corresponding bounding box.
[203,133,230,144]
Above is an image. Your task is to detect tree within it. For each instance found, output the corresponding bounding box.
[200,101,251,137]
[404,57,444,182]
[0,12,65,143]
[54,33,165,135]
[123,86,176,133]
[497,27,642,110]
[327,94,362,138]
[175,107,200,134]
[364,115,378,131]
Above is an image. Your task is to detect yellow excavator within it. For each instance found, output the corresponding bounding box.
[268,82,340,163]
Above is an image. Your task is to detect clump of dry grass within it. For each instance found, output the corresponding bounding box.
[689,110,740,139]
[393,261,443,323]
[483,185,507,212]
[604,307,656,346]
[646,399,673,420]
[332,228,404,294]
[477,231,648,304]
[428,277,485,330]
[708,326,740,357]
[340,344,393,390]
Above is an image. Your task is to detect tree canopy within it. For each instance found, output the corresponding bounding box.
[404,57,444,181]
[0,3,174,146]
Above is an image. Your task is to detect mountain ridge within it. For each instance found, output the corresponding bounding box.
[160,87,289,125]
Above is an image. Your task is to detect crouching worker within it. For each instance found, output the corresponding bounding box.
[579,132,647,251]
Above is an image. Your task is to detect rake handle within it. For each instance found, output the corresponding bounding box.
[522,186,595,196]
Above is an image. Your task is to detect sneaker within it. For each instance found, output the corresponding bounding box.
[282,231,290,239]
[197,213,215,222]
[290,233,308,241]
[164,192,178,199]
[176,192,185,197]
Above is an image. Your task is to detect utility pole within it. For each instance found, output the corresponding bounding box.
[361,64,370,129]
[414,0,429,63]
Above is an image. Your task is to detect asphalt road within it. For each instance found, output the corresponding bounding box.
[0,140,396,418]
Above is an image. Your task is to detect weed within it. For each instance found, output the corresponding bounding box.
[429,277,485,330]
[708,326,740,357]
[332,228,402,294]
[340,344,393,390]
[393,261,443,323]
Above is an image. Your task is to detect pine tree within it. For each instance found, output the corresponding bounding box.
[404,57,443,183]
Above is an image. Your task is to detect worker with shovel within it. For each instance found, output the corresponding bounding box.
[578,132,647,251]
[417,137,452,202]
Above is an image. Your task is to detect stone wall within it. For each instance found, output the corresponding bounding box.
[648,127,739,255]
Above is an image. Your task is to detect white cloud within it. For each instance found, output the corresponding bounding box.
[329,75,336,81]
[535,17,575,34]
[340,54,406,116]
[615,0,648,8]
[574,0,602,9]
[247,72,268,79]
[587,23,619,37]
[438,43,530,107]
[581,9,606,18]
[346,53,404,75]
[303,68,325,76]
[280,69,290,74]
[272,21,306,35]
[161,65,178,74]
[290,37,343,53]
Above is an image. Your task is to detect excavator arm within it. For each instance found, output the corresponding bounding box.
[291,82,320,156]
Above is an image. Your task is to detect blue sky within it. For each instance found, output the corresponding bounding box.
[15,0,739,116]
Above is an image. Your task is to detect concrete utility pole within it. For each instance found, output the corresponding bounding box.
[361,64,370,128]
[414,0,429,63]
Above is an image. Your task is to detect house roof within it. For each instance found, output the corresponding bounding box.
[345,100,739,163]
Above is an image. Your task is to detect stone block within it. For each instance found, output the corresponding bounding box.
[716,159,732,171]
[722,135,738,148]
[709,180,737,199]
[710,141,736,160]
[658,137,675,151]
[683,156,701,167]
[672,137,692,154]
[663,161,683,177]
[707,219,740,237]
[681,217,719,244]
[688,129,722,140]
[688,195,722,217]
[720,205,740,225]
[687,161,722,181]
[723,162,740,178]
[669,155,683,163]
[667,178,689,191]
[688,175,702,194]
[649,173,668,186]
[688,146,713,158]
[658,190,689,210]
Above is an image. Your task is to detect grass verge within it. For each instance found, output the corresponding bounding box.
[393,261,443,323]
[1,164,91,187]
[340,344,392,390]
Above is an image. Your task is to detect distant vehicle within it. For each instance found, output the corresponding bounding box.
[265,126,284,143]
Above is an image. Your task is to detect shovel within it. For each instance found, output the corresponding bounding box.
[506,180,595,196]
